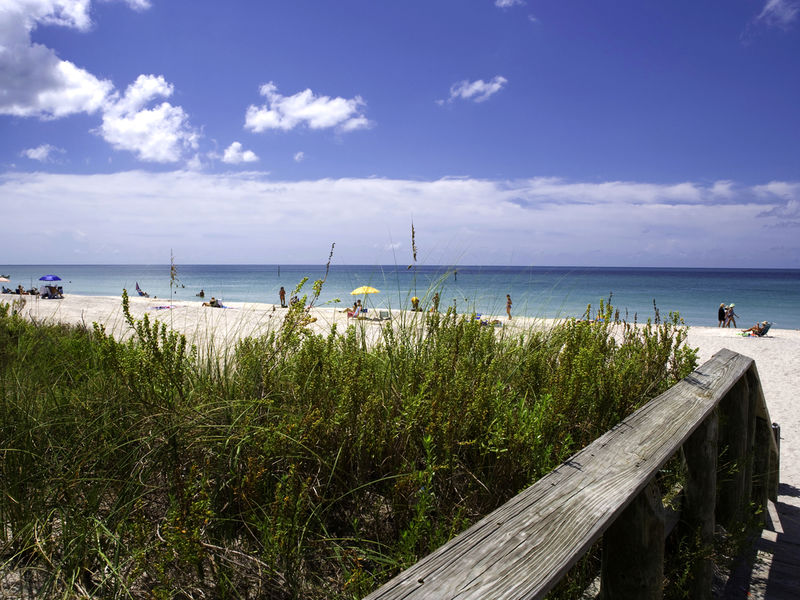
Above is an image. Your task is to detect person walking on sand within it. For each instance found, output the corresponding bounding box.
[506,294,512,320]
[724,304,738,328]
[279,286,286,308]
[718,303,726,327]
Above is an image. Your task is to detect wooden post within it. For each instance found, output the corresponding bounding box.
[743,369,758,503]
[682,409,718,599]
[753,417,772,521]
[716,376,749,528]
[770,422,780,501]
[600,479,665,600]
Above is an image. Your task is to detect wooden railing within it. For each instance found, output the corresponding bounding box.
[364,349,780,600]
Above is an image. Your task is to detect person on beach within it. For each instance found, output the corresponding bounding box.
[203,297,221,308]
[431,292,440,313]
[279,286,286,308]
[411,296,420,311]
[506,294,512,320]
[724,304,738,328]
[742,321,768,336]
[718,303,726,327]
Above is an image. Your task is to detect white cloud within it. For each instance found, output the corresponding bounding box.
[245,82,372,133]
[444,76,508,104]
[495,0,524,7]
[0,1,113,118]
[1,172,797,267]
[20,143,63,161]
[756,0,800,28]
[0,1,198,164]
[294,151,305,163]
[222,142,259,164]
[119,0,152,10]
[99,75,199,163]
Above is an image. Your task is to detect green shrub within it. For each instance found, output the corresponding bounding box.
[0,294,697,599]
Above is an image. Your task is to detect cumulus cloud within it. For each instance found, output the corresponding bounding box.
[244,82,372,133]
[756,0,800,28]
[222,142,259,164]
[443,76,508,104]
[0,0,113,118]
[1,1,198,163]
[20,143,64,162]
[98,75,199,163]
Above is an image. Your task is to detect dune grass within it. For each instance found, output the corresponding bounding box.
[0,290,697,599]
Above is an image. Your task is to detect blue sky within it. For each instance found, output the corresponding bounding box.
[1,0,799,267]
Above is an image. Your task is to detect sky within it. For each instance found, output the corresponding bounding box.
[1,0,799,267]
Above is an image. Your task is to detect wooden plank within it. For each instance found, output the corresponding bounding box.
[599,479,664,599]
[748,364,780,501]
[682,409,718,599]
[364,349,754,600]
[717,376,750,528]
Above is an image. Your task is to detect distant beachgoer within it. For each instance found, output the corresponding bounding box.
[411,296,420,311]
[196,289,205,298]
[431,292,440,313]
[279,286,286,308]
[203,297,221,308]
[742,321,768,336]
[506,294,512,320]
[724,304,738,328]
[718,303,725,327]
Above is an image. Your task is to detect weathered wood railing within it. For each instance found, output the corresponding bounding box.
[364,349,780,600]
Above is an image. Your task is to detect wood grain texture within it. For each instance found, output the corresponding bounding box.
[364,349,770,600]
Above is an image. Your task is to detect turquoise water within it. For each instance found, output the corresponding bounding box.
[2,264,799,328]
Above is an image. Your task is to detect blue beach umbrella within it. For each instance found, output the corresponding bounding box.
[39,274,62,282]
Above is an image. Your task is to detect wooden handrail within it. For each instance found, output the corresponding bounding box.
[363,349,779,600]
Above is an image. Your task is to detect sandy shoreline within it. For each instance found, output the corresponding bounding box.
[3,292,799,590]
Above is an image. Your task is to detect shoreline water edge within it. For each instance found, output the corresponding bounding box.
[1,264,799,328]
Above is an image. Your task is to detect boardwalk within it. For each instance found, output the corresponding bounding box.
[685,329,800,600]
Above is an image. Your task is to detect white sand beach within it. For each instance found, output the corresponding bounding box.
[3,292,798,596]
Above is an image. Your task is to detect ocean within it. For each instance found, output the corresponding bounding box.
[2,264,799,329]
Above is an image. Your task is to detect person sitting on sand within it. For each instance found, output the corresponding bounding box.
[742,321,768,336]
[17,285,27,295]
[203,297,221,308]
[411,296,420,311]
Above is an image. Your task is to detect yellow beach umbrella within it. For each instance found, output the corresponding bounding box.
[351,286,379,295]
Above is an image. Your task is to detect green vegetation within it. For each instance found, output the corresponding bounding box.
[0,291,697,599]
